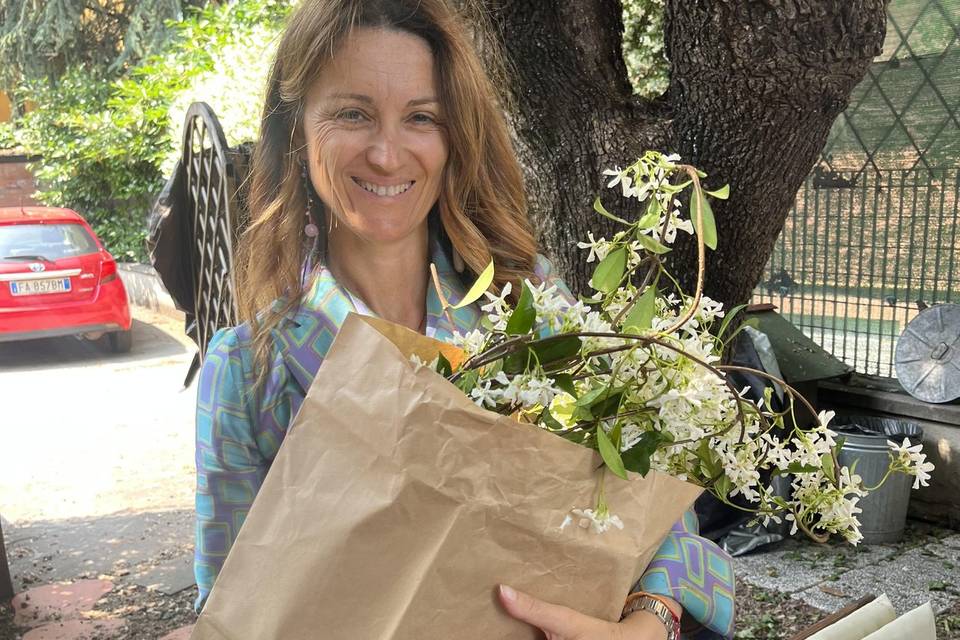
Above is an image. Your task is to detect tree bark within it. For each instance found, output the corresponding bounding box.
[482,0,887,310]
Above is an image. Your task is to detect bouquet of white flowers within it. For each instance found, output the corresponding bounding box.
[433,151,933,545]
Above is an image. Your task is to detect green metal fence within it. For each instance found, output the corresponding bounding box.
[753,0,958,379]
[754,168,959,378]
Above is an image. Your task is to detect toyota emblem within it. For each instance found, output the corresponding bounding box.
[29,263,45,273]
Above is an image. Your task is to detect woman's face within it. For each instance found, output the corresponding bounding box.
[302,27,448,249]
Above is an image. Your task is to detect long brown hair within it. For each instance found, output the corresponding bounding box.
[236,0,537,381]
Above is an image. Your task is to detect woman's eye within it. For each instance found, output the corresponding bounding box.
[337,109,367,122]
[411,112,438,125]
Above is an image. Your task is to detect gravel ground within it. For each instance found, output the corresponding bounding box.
[90,584,196,639]
[2,577,957,639]
[0,584,196,639]
[734,560,960,640]
[734,577,823,639]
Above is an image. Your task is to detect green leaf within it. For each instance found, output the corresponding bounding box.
[454,369,479,395]
[593,392,624,421]
[705,184,730,200]
[593,197,629,225]
[531,336,583,369]
[714,475,733,498]
[716,304,747,339]
[540,408,566,431]
[505,282,535,335]
[637,197,661,229]
[821,453,837,485]
[697,439,721,477]
[691,189,718,250]
[572,405,594,422]
[610,423,622,447]
[575,386,608,408]
[590,247,627,293]
[435,351,453,378]
[622,285,657,332]
[553,373,577,397]
[622,431,662,476]
[596,426,628,480]
[660,180,691,194]
[635,233,671,255]
[772,462,820,477]
[449,259,495,309]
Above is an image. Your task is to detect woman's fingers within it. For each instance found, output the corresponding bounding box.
[498,584,594,638]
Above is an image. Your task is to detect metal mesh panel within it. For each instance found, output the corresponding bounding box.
[755,0,959,379]
[182,102,246,358]
[822,0,960,173]
[755,168,959,378]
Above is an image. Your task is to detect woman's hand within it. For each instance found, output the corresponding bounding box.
[498,585,670,640]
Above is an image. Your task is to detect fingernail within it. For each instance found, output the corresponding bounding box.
[499,584,517,602]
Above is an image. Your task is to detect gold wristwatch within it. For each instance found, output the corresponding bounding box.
[622,594,681,640]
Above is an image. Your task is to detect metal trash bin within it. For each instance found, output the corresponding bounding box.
[833,416,923,544]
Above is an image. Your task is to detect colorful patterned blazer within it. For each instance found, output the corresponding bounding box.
[194,239,736,638]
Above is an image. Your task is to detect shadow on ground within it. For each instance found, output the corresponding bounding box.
[4,510,194,595]
[0,318,190,371]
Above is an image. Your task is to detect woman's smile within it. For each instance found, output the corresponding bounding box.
[351,177,416,199]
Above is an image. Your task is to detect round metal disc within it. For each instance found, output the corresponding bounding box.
[895,303,960,404]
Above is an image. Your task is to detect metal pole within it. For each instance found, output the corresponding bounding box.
[0,517,14,601]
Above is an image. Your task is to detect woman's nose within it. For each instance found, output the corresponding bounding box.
[366,127,403,173]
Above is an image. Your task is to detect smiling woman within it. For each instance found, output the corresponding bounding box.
[301,27,450,331]
[193,1,736,638]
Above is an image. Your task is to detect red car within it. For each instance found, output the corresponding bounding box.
[0,206,132,352]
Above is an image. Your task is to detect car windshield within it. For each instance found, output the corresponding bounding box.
[0,223,99,262]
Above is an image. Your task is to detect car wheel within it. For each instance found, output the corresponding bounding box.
[108,329,133,353]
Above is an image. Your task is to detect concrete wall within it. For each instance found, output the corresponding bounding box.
[0,157,38,207]
[118,263,180,318]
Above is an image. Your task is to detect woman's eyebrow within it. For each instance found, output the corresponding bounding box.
[326,93,438,107]
[407,97,439,107]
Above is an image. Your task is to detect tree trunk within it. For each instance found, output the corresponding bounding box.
[483,0,887,310]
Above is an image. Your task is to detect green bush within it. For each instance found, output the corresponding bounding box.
[15,69,170,262]
[11,0,291,263]
[0,121,17,150]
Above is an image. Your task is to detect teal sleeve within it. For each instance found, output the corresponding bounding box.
[636,509,736,638]
[193,328,269,612]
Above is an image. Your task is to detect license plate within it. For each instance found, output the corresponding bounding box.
[10,278,72,296]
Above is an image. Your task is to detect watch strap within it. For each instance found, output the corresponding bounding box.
[622,593,681,640]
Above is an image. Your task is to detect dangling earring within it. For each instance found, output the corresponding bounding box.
[300,160,319,239]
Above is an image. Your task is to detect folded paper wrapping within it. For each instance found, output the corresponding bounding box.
[806,595,896,640]
[805,595,938,640]
[192,314,703,640]
[861,602,936,640]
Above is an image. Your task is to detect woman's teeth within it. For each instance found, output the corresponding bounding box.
[355,179,414,197]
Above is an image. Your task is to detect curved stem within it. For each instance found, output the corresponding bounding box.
[659,165,707,336]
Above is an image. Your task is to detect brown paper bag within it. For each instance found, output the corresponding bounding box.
[192,313,702,640]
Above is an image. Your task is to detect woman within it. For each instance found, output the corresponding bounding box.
[195,0,735,638]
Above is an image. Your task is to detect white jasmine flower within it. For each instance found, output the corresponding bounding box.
[479,282,513,331]
[450,329,488,356]
[570,507,625,534]
[888,437,935,489]
[602,167,624,189]
[469,379,501,408]
[480,281,512,315]
[409,354,440,370]
[576,231,610,263]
